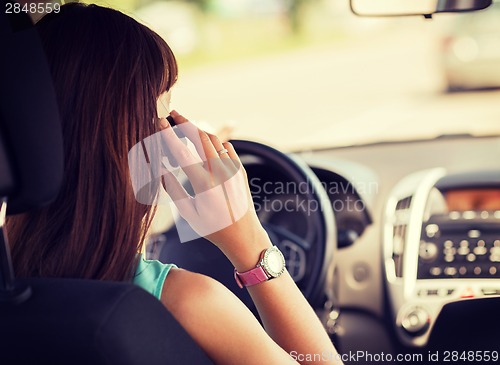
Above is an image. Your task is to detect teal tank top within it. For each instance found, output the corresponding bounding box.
[133,255,176,300]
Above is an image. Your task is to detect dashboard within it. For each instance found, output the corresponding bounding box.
[295,135,500,353]
[384,168,500,347]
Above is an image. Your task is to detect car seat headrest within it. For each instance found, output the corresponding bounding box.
[0,10,63,215]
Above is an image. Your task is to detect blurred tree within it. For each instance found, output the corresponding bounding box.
[179,0,210,12]
[287,0,308,34]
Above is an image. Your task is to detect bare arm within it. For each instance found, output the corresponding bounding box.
[162,268,299,365]
[223,230,342,365]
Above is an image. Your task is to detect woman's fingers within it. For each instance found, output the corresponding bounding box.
[153,113,258,245]
[169,110,231,179]
[162,111,246,196]
[169,110,187,124]
[161,171,198,222]
[160,123,200,166]
[159,120,210,193]
[160,168,189,202]
[222,141,238,162]
[223,141,245,173]
[202,132,232,185]
[208,133,230,159]
[158,117,169,130]
[169,110,207,162]
[169,111,231,162]
[198,130,219,160]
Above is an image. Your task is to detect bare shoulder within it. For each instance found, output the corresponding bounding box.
[159,268,295,365]
[160,268,256,334]
[160,268,231,317]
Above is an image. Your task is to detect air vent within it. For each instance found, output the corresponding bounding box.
[396,197,412,210]
[392,196,412,277]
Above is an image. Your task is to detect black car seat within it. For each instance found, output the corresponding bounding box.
[0,7,213,365]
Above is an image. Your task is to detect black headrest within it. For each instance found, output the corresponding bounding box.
[0,10,63,215]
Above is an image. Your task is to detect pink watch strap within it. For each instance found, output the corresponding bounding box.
[234,266,269,288]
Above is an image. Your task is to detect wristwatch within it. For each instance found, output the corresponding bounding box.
[234,246,286,288]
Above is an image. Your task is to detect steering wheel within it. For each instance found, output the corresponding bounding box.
[157,140,336,309]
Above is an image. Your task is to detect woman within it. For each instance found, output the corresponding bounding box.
[7,3,342,365]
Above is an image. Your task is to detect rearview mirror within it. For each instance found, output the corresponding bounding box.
[350,0,492,18]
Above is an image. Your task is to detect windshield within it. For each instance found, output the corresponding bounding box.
[84,0,500,151]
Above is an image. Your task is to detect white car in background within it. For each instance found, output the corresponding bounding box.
[440,0,500,91]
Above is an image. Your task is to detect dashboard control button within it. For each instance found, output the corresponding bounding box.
[401,308,430,336]
[429,267,442,276]
[443,247,456,255]
[467,230,481,239]
[449,211,460,220]
[494,211,500,219]
[466,253,476,262]
[425,224,439,238]
[473,241,487,255]
[444,255,454,263]
[480,211,489,219]
[490,266,497,275]
[473,266,481,275]
[459,266,467,275]
[427,289,438,296]
[490,247,500,262]
[457,244,470,256]
[463,211,477,220]
[353,263,370,283]
[444,240,454,248]
[419,241,438,261]
[444,267,457,276]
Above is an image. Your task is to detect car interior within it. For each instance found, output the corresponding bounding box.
[1,0,500,364]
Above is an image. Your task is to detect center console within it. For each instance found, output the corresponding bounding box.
[384,169,500,347]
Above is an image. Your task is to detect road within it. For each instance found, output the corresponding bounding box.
[171,21,500,151]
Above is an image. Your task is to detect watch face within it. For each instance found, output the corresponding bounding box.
[263,246,286,278]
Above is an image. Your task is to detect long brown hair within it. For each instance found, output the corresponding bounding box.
[7,3,177,281]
